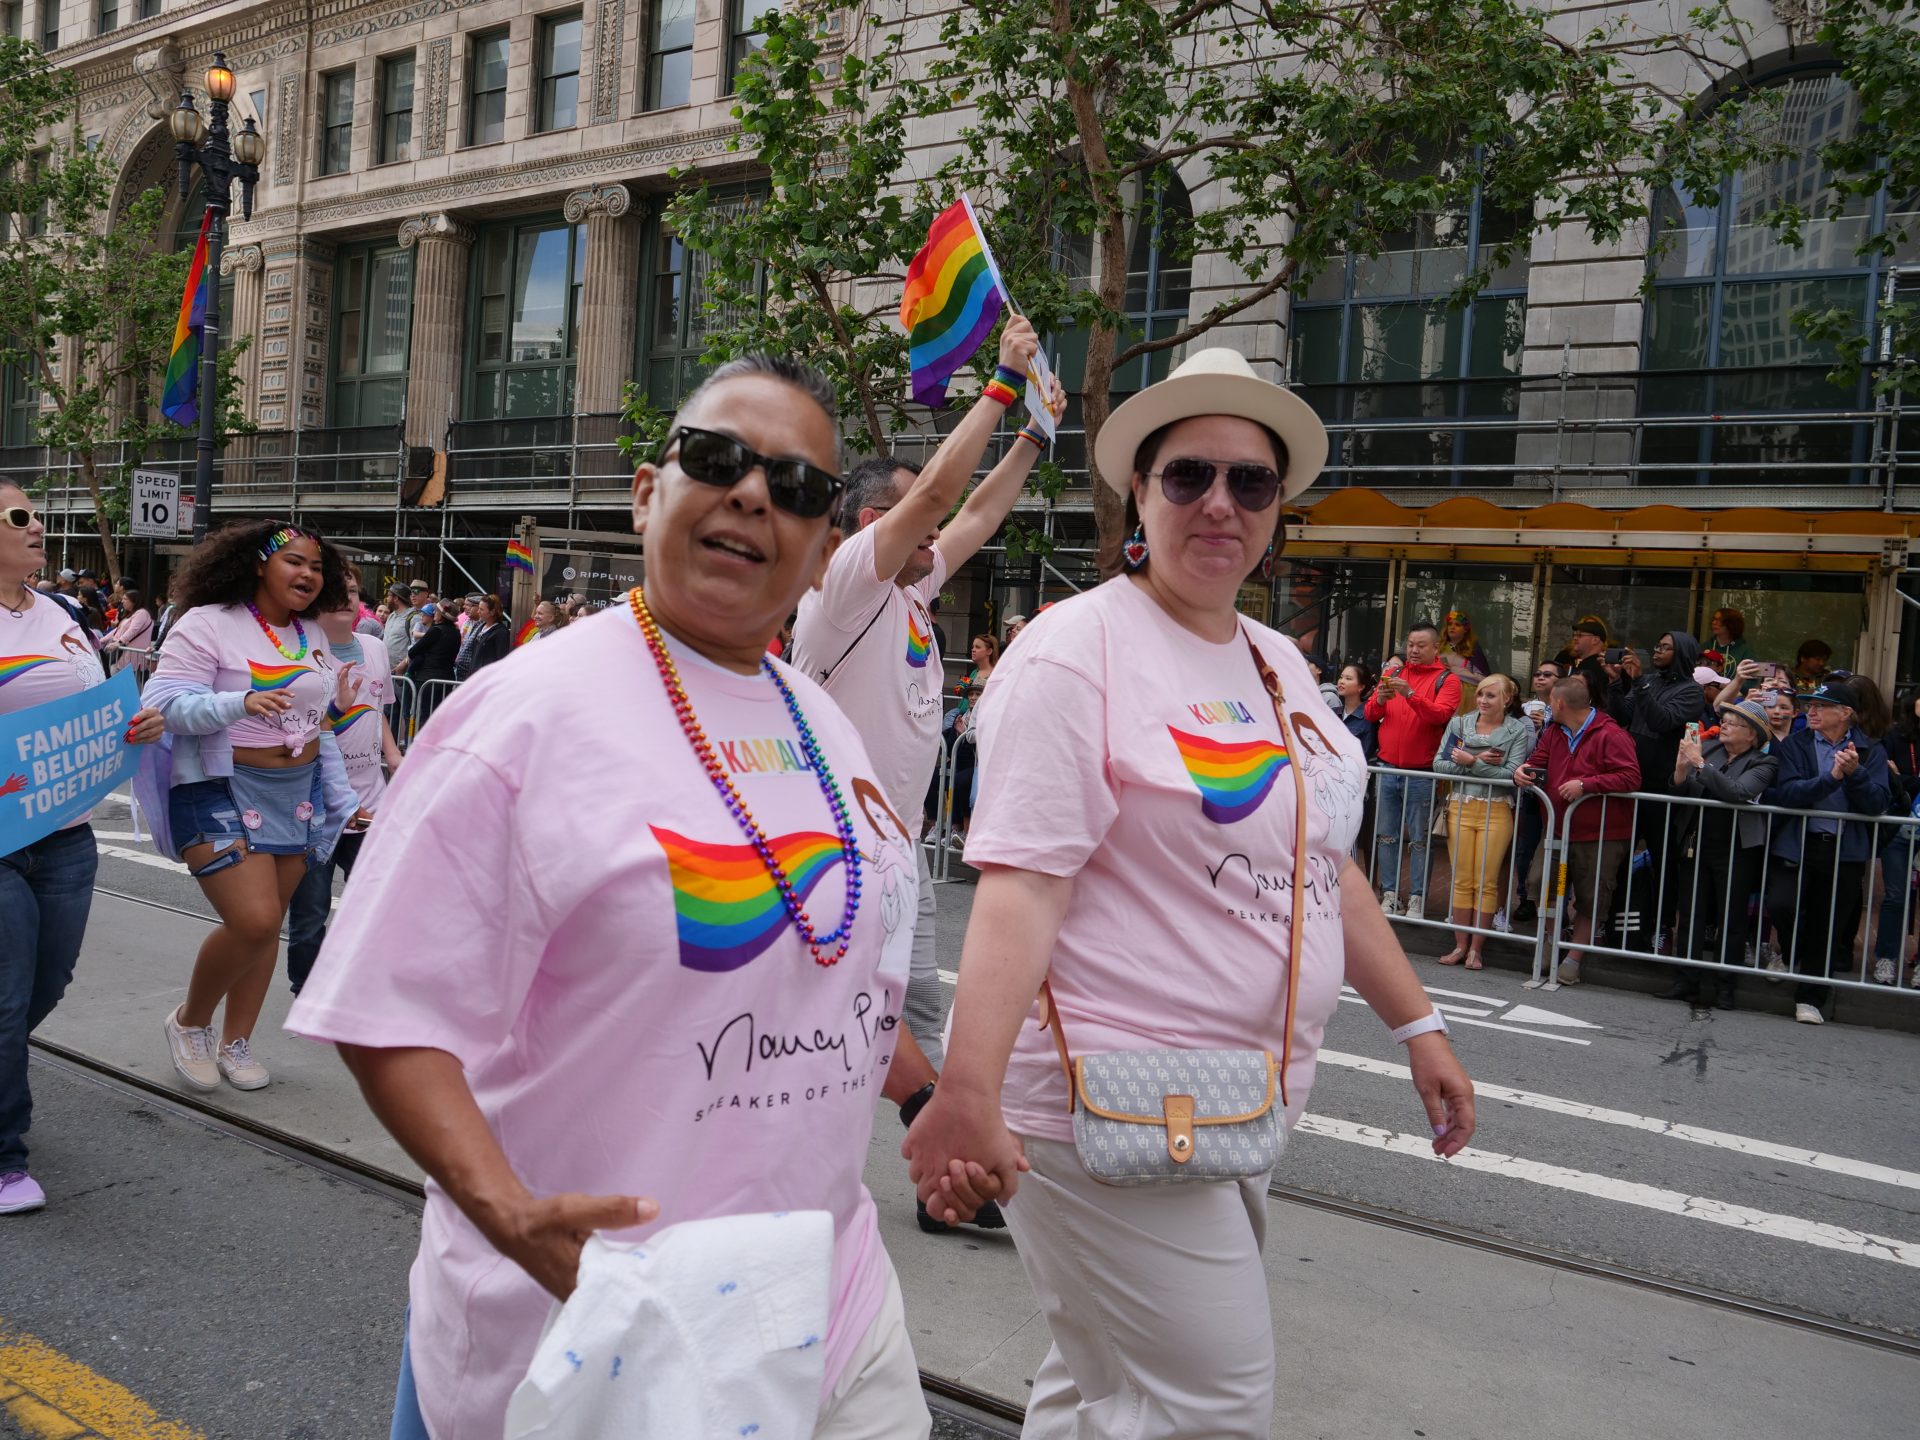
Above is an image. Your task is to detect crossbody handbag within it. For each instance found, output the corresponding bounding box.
[1033,632,1310,1187]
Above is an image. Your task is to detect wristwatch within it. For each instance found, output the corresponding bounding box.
[898,1081,937,1129]
[1390,1011,1451,1045]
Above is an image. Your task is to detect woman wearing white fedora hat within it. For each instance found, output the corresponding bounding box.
[903,347,1477,1437]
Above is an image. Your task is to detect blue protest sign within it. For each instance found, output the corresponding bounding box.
[0,669,142,853]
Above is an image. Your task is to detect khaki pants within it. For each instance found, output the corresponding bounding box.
[1446,795,1515,914]
[1004,1136,1275,1439]
[812,1260,932,1440]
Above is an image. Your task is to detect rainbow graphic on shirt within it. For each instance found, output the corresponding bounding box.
[905,606,933,668]
[0,655,58,689]
[651,826,847,972]
[248,661,309,692]
[1168,726,1290,824]
[328,703,374,735]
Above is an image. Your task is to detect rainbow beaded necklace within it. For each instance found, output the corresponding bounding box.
[630,586,862,966]
[244,600,309,661]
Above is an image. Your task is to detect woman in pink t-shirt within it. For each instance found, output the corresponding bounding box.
[903,350,1480,1439]
[286,356,997,1440]
[145,522,368,1095]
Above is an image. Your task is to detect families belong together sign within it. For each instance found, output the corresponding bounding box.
[0,669,142,852]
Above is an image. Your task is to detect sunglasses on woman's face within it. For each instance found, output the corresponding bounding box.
[2,505,38,530]
[661,426,845,520]
[1150,456,1282,511]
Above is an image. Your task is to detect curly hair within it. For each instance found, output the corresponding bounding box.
[171,519,348,616]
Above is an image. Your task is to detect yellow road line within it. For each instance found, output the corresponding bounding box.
[0,1322,202,1440]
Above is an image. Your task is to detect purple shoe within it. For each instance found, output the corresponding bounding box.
[0,1170,46,1214]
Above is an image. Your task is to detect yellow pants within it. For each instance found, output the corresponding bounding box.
[1448,795,1516,915]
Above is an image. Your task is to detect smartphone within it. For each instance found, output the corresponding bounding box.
[1605,647,1624,665]
[1684,721,1701,744]
[1763,662,1783,684]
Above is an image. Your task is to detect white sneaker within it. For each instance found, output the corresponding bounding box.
[1557,958,1582,985]
[1404,896,1425,921]
[1794,1003,1824,1025]
[1762,944,1788,979]
[1491,909,1511,934]
[1742,944,1756,967]
[164,1008,220,1092]
[1380,891,1404,917]
[217,1037,270,1091]
[1873,958,1896,985]
[1909,968,1920,990]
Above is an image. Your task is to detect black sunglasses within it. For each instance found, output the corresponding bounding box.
[661,426,844,520]
[2,505,37,530]
[1150,456,1282,511]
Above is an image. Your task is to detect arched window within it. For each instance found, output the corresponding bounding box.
[1289,171,1530,488]
[1641,69,1917,485]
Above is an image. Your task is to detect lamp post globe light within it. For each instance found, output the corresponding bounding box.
[170,51,265,544]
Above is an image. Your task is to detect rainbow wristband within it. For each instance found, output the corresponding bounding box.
[982,377,1019,408]
[993,363,1027,390]
[1017,422,1047,450]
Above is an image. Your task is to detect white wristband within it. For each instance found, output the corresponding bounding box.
[1390,1011,1450,1045]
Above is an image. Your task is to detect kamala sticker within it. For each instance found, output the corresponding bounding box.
[294,801,314,822]
[241,808,264,831]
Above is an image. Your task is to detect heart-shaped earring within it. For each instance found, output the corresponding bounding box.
[1261,542,1276,581]
[1123,526,1149,572]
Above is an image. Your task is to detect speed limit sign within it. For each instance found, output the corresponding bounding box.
[130,469,180,539]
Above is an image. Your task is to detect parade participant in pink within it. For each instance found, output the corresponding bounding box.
[139,522,366,1094]
[288,356,992,1440]
[902,349,1477,1439]
[0,484,165,1215]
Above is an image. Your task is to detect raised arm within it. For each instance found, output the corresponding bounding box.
[865,316,1041,583]
[937,374,1065,573]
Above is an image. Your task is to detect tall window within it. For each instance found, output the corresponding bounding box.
[726,0,778,94]
[318,70,354,176]
[332,243,415,427]
[469,219,587,418]
[24,150,47,237]
[468,31,510,146]
[98,0,116,34]
[377,54,415,164]
[1290,166,1530,487]
[140,0,158,15]
[1,3,19,39]
[537,12,583,132]
[41,0,57,48]
[2,364,37,448]
[640,188,766,408]
[1642,70,1917,485]
[647,0,695,110]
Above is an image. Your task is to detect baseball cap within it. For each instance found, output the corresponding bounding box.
[58,568,75,580]
[1692,665,1724,687]
[1804,681,1859,710]
[1722,698,1771,739]
[418,602,437,616]
[1003,613,1027,627]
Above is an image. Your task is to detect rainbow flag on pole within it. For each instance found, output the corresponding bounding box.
[506,540,534,574]
[514,618,538,647]
[901,196,1007,408]
[161,211,212,427]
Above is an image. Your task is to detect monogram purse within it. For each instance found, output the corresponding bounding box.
[1034,635,1310,1187]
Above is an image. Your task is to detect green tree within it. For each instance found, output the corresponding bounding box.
[0,36,248,585]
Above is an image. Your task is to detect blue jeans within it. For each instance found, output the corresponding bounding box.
[1373,771,1435,902]
[1,825,99,1170]
[389,1315,429,1440]
[1874,829,1918,961]
[286,830,362,995]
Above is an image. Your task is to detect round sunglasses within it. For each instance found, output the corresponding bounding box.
[661,426,844,520]
[1148,456,1282,511]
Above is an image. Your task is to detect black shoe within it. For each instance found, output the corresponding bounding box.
[1714,983,1736,1011]
[1513,900,1538,925]
[916,1199,951,1234]
[916,1197,1007,1234]
[1657,978,1696,1001]
[970,1198,1006,1230]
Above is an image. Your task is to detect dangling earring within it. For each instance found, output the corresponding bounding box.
[1260,541,1276,581]
[1123,525,1149,572]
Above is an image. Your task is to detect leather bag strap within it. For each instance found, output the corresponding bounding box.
[1034,630,1312,1114]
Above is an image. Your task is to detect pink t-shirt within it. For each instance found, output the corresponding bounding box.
[324,637,392,811]
[965,576,1367,1144]
[157,604,336,756]
[286,603,918,1440]
[1,590,110,830]
[792,522,948,824]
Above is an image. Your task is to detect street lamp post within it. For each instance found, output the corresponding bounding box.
[170,52,265,545]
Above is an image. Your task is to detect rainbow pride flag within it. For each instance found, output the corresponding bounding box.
[650,826,846,972]
[514,618,537,647]
[1167,727,1290,825]
[900,197,1005,408]
[162,211,213,427]
[506,540,534,574]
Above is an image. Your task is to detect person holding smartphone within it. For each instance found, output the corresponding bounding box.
[1431,675,1533,966]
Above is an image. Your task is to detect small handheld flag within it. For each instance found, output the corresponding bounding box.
[514,618,538,647]
[505,540,534,575]
[162,212,213,427]
[901,198,1006,409]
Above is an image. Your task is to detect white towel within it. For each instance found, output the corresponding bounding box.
[504,1210,835,1440]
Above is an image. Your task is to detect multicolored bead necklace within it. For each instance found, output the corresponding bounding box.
[630,586,862,966]
[245,600,309,661]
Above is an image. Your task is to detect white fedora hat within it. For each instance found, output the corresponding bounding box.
[1092,348,1329,504]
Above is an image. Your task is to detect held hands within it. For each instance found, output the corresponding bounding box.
[997,313,1040,377]
[243,690,294,718]
[487,1191,660,1302]
[902,1087,1030,1224]
[122,706,166,746]
[1406,1032,1476,1159]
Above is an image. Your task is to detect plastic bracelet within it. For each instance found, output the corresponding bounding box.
[982,378,1020,408]
[1017,424,1047,450]
[993,363,1027,391]
[1390,1011,1450,1044]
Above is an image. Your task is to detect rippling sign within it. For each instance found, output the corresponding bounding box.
[0,669,142,852]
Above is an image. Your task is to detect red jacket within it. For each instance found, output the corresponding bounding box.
[1522,708,1642,841]
[1364,660,1462,768]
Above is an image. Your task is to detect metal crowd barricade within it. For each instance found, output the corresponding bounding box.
[410,678,463,740]
[1363,761,1559,975]
[1537,789,1920,1002]
[920,729,963,884]
[388,674,421,749]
